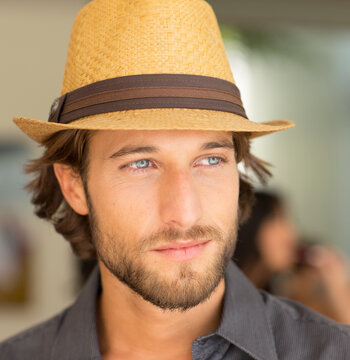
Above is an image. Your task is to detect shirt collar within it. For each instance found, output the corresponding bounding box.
[216,261,278,360]
[51,261,277,360]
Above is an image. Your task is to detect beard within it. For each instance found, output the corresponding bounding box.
[88,198,237,312]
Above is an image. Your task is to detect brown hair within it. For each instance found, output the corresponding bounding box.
[26,130,271,260]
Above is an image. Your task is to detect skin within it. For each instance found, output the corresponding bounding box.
[279,246,350,324]
[258,211,297,273]
[54,130,239,360]
[244,211,298,289]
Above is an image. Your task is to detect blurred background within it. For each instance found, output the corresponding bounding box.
[1,0,349,340]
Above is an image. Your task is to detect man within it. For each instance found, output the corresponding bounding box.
[1,0,349,359]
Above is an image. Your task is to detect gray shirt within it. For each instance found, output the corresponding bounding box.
[1,261,349,359]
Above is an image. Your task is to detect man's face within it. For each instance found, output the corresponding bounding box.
[86,130,239,311]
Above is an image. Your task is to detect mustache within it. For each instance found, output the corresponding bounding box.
[138,225,225,251]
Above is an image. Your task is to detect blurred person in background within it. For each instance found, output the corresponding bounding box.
[234,191,298,290]
[234,191,350,325]
[275,243,350,325]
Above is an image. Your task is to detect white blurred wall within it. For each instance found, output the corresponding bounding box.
[228,30,350,253]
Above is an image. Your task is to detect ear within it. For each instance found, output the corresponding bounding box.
[53,163,89,215]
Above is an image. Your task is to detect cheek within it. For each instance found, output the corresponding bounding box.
[89,175,159,236]
[197,168,239,225]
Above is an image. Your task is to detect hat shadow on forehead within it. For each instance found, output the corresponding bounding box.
[13,0,294,144]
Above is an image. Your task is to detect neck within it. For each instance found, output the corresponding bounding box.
[97,262,225,360]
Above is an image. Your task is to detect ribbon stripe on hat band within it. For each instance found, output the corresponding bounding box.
[48,74,248,124]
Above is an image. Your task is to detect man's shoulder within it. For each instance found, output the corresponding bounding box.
[262,291,350,358]
[0,309,68,360]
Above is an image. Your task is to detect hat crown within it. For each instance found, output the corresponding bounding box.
[61,0,234,95]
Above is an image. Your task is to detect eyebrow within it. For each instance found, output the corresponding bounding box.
[199,139,234,151]
[109,146,158,159]
[109,139,234,159]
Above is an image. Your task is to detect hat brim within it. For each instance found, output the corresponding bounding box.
[13,108,294,144]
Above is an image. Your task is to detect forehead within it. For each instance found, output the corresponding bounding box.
[90,130,234,153]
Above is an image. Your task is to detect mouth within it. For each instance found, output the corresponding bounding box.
[151,240,211,262]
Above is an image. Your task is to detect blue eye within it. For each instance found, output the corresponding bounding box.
[208,157,221,165]
[131,159,150,169]
[200,157,221,166]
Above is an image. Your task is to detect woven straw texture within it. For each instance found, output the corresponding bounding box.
[13,0,294,143]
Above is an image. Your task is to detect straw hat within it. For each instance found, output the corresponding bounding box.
[13,0,294,144]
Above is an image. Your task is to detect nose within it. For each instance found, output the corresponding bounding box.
[158,169,203,229]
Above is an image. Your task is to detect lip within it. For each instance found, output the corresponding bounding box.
[151,240,211,262]
[152,239,209,250]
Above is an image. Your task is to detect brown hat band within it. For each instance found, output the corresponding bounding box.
[48,74,248,124]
